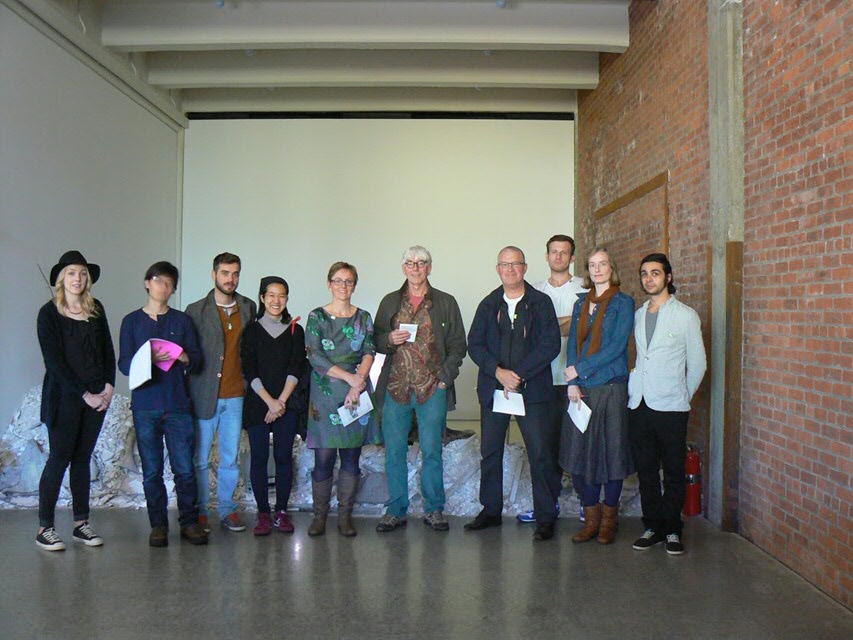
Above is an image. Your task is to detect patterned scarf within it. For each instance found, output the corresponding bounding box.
[576,285,620,358]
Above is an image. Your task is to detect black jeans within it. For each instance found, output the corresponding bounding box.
[479,401,561,524]
[628,400,689,535]
[38,396,105,527]
[247,410,297,514]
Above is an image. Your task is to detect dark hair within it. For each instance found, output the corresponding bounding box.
[213,252,241,271]
[546,234,576,258]
[144,261,179,288]
[639,253,677,294]
[327,261,359,285]
[257,276,291,322]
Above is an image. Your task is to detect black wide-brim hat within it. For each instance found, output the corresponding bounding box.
[50,250,101,285]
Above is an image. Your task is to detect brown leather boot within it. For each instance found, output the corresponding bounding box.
[597,503,619,544]
[308,477,333,537]
[336,470,360,537]
[572,503,602,544]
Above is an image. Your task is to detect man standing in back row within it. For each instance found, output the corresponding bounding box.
[186,252,257,533]
[516,234,587,524]
[628,253,706,555]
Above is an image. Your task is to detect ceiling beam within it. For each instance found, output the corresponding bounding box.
[102,0,629,53]
[146,49,598,89]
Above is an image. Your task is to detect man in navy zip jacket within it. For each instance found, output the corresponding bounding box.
[465,246,562,540]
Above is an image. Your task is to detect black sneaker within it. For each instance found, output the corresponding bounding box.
[633,529,665,550]
[72,522,103,547]
[665,533,685,555]
[36,527,66,551]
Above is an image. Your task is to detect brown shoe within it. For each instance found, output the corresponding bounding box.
[308,477,334,537]
[336,470,360,538]
[596,504,619,545]
[149,526,168,548]
[572,503,602,544]
[180,523,209,545]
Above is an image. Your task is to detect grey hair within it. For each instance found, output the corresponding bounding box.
[401,245,432,265]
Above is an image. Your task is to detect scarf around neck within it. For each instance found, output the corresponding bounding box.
[576,285,620,358]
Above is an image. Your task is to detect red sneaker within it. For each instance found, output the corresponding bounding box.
[273,510,295,533]
[253,512,272,536]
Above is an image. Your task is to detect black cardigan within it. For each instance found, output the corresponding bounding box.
[37,300,116,426]
[240,319,307,428]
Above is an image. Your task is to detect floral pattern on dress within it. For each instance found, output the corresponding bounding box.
[305,307,380,449]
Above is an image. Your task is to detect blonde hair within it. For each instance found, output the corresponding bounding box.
[582,246,621,289]
[54,266,100,318]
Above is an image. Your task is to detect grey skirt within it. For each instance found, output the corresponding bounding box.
[560,382,635,484]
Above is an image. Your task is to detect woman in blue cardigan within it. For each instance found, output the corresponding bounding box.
[561,246,635,545]
[241,277,307,536]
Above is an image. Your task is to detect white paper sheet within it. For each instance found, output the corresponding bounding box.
[399,323,418,342]
[492,389,526,416]
[128,341,153,390]
[567,398,592,433]
[337,391,374,426]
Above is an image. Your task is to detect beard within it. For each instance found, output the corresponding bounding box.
[215,281,236,296]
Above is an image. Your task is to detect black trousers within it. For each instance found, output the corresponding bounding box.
[38,396,105,527]
[479,401,561,524]
[628,400,689,535]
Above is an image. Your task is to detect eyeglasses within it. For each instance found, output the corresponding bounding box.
[330,278,356,287]
[497,262,526,269]
[403,260,429,269]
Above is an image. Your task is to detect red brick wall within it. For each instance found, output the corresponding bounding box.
[741,0,852,607]
[575,0,711,447]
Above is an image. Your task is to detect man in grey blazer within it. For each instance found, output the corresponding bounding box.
[628,253,706,555]
[186,252,257,533]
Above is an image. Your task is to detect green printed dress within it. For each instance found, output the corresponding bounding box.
[305,307,380,449]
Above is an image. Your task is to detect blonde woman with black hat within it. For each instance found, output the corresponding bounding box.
[36,250,116,551]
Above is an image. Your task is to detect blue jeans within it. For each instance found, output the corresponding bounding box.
[382,388,447,517]
[133,409,198,529]
[193,397,243,518]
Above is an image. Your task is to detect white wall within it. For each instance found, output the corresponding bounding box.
[182,118,574,419]
[0,4,183,424]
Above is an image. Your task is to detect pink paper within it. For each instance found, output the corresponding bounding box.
[150,339,184,372]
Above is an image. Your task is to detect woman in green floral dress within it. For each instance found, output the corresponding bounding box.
[305,261,378,537]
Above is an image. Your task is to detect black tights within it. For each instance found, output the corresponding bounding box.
[312,447,361,482]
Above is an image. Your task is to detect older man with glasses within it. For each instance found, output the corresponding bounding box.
[465,246,562,541]
[373,246,467,532]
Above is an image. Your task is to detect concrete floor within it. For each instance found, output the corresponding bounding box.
[0,509,849,639]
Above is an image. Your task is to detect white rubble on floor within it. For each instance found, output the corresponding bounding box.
[1,386,640,518]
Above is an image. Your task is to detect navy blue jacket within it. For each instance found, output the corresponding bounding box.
[467,282,560,406]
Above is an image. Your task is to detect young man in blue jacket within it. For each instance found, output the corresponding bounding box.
[118,261,207,547]
[465,246,562,540]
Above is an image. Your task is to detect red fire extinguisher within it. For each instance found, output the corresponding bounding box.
[683,445,702,516]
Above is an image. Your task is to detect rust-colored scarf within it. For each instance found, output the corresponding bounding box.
[576,285,620,358]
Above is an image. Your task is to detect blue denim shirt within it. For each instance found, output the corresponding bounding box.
[566,291,634,387]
